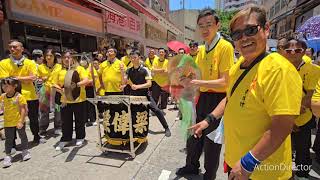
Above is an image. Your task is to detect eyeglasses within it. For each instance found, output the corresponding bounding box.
[198,22,215,30]
[230,25,261,41]
[285,48,304,54]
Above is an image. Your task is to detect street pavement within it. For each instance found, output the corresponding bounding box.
[0,105,319,180]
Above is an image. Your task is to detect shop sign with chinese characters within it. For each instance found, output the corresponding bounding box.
[105,0,142,41]
[145,23,167,43]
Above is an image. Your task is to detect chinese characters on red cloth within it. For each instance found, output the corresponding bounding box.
[107,11,141,32]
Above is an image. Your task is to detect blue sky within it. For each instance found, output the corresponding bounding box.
[169,0,215,11]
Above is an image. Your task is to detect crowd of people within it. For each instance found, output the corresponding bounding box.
[1,4,320,180]
[0,38,176,167]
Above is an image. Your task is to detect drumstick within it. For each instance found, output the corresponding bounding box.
[90,60,97,97]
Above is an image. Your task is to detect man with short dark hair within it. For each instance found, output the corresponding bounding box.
[0,40,41,143]
[151,48,169,112]
[125,50,171,137]
[305,47,314,59]
[178,48,185,55]
[189,41,199,58]
[99,48,125,94]
[176,8,234,180]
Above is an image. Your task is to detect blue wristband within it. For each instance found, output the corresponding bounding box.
[240,151,261,173]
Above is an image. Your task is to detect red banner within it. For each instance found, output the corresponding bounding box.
[106,11,141,33]
[105,0,142,41]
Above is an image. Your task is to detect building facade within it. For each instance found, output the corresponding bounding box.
[294,0,320,35]
[224,0,260,11]
[1,0,109,56]
[169,9,202,45]
[139,0,183,53]
[262,0,320,39]
[0,0,182,58]
[261,0,297,39]
[95,0,182,56]
[215,0,224,11]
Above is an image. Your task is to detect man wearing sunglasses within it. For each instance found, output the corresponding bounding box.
[176,8,234,180]
[189,41,199,61]
[190,6,302,179]
[280,38,320,180]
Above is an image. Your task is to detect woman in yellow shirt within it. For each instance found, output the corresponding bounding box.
[38,49,62,136]
[0,77,30,168]
[53,50,89,151]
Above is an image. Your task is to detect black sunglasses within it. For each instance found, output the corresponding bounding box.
[285,48,304,54]
[230,25,261,41]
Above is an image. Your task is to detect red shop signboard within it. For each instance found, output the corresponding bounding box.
[105,0,142,41]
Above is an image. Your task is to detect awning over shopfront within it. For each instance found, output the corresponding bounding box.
[7,0,104,37]
[85,0,126,17]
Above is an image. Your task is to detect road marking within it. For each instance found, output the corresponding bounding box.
[158,169,171,180]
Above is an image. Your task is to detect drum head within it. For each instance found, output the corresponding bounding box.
[64,70,81,101]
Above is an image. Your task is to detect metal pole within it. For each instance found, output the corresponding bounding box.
[127,98,135,158]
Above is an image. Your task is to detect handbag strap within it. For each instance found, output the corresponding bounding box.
[230,52,269,98]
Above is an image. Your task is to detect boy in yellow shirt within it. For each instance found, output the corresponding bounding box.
[177,9,234,179]
[151,48,169,113]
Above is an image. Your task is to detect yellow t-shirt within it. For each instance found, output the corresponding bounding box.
[295,62,320,126]
[53,66,88,104]
[38,63,62,90]
[303,55,312,64]
[0,93,27,127]
[312,79,320,102]
[121,56,133,69]
[224,53,302,180]
[0,58,38,101]
[192,53,201,65]
[152,58,169,87]
[100,59,126,93]
[86,65,101,91]
[145,55,159,70]
[196,39,234,92]
[96,64,105,96]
